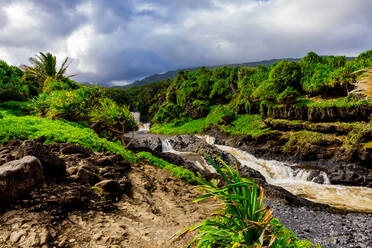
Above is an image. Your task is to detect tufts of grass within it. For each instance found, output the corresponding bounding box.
[136,152,197,184]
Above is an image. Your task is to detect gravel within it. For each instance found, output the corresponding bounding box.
[266,200,372,248]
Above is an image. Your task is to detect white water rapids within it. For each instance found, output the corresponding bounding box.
[163,135,372,212]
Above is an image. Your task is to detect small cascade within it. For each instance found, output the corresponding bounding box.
[138,123,151,132]
[130,112,141,123]
[196,135,215,145]
[161,140,217,174]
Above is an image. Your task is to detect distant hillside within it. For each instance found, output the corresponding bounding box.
[114,58,301,89]
[114,56,355,89]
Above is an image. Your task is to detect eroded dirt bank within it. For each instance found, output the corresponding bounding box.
[0,141,216,248]
[0,163,216,248]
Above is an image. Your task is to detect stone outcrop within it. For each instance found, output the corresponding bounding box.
[16,140,66,178]
[262,105,372,122]
[0,156,44,205]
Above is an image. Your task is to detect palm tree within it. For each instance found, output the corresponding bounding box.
[21,52,75,84]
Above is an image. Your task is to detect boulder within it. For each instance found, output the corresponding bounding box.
[76,167,100,185]
[94,179,121,193]
[0,156,44,205]
[95,154,123,167]
[16,140,66,178]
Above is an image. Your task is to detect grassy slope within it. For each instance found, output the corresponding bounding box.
[0,102,196,182]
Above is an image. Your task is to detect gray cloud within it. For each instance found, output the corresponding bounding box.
[0,0,371,86]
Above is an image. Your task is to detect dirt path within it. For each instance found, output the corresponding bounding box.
[0,163,216,248]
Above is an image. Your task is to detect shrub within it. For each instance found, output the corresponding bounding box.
[0,60,31,101]
[0,110,137,161]
[277,86,301,105]
[89,98,137,148]
[269,60,302,91]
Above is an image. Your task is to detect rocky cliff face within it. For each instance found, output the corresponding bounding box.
[261,104,372,122]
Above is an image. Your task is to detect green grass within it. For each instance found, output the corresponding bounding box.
[150,104,271,137]
[0,107,137,162]
[221,114,272,136]
[150,118,205,134]
[136,151,197,184]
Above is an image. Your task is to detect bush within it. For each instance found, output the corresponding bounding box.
[89,98,137,143]
[0,60,31,101]
[43,76,80,94]
[269,60,302,91]
[277,86,301,105]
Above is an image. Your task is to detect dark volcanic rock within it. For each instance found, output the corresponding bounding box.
[94,154,123,167]
[76,167,101,185]
[128,136,163,153]
[0,156,44,205]
[61,143,91,157]
[265,105,372,122]
[16,140,66,178]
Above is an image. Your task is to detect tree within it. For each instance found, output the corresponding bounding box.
[89,98,137,149]
[21,52,75,90]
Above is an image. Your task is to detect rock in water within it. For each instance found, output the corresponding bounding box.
[0,156,44,205]
[16,140,66,178]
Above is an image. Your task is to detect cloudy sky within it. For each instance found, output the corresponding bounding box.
[0,0,371,86]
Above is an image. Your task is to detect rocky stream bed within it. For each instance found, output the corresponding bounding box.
[0,133,371,247]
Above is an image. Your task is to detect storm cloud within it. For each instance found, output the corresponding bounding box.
[0,0,371,86]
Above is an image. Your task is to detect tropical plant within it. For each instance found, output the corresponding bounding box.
[21,52,75,90]
[179,155,274,248]
[89,98,137,149]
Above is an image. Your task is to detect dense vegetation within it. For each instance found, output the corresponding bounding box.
[149,50,371,126]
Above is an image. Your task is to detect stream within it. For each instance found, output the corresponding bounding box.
[159,134,372,213]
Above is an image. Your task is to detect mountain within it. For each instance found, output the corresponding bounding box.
[113,56,355,89]
[113,58,301,89]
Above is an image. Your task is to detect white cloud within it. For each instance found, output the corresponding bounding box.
[0,0,371,85]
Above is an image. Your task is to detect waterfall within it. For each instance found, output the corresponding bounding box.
[130,112,150,132]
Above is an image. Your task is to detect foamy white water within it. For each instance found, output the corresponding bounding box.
[161,140,217,174]
[216,144,372,212]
